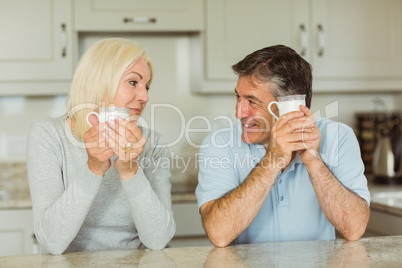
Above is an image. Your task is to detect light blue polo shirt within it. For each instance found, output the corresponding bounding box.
[195,118,370,244]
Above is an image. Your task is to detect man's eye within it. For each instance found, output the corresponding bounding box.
[248,100,257,107]
[235,95,240,101]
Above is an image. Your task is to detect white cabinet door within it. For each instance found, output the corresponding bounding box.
[366,209,402,236]
[0,209,35,256]
[312,0,402,81]
[198,0,402,93]
[74,0,203,32]
[172,202,205,237]
[0,0,73,81]
[205,0,309,81]
[169,202,212,247]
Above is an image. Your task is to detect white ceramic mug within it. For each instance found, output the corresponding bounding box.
[267,94,306,120]
[86,107,130,127]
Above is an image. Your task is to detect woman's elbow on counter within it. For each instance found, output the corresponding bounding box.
[48,248,65,255]
[40,241,67,255]
[143,224,176,250]
[36,234,68,255]
[143,239,170,251]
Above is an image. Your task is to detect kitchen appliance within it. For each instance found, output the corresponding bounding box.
[355,110,402,183]
[371,116,402,184]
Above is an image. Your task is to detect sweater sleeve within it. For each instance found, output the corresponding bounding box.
[27,119,103,254]
[121,132,176,250]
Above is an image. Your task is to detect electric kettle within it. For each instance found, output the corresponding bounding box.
[372,120,402,184]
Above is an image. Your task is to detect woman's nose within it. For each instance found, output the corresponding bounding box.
[137,86,149,103]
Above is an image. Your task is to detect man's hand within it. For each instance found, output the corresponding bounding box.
[298,105,322,166]
[267,106,319,168]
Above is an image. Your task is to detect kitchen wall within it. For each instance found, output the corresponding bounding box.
[0,34,400,183]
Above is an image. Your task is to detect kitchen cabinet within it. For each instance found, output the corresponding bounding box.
[0,209,36,256]
[203,0,307,82]
[169,202,211,247]
[74,0,203,32]
[311,0,402,91]
[366,209,402,236]
[0,0,74,95]
[366,188,402,236]
[193,0,402,93]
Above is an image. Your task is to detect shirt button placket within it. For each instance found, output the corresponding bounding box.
[278,177,287,207]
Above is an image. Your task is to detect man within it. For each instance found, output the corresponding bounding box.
[195,45,370,247]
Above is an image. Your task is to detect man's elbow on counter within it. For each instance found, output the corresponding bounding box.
[343,230,365,241]
[210,238,231,248]
[206,230,232,248]
[343,233,362,241]
[342,225,367,241]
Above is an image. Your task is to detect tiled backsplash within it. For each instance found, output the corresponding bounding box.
[0,162,30,200]
[0,157,197,202]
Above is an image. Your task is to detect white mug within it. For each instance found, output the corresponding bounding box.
[86,107,130,127]
[267,94,306,120]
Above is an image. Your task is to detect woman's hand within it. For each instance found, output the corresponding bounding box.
[106,117,147,181]
[84,115,115,177]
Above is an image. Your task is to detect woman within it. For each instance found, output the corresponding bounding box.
[27,38,176,254]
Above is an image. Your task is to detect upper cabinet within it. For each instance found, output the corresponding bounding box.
[0,0,74,95]
[204,0,308,81]
[195,0,402,93]
[312,0,402,91]
[1,0,401,95]
[74,0,203,32]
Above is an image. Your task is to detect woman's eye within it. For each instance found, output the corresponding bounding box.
[129,81,138,87]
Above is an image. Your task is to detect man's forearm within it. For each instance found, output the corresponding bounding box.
[201,157,280,247]
[305,159,370,240]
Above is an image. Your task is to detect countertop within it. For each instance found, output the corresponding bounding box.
[1,235,402,267]
[368,182,402,216]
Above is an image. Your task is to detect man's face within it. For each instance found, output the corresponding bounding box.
[235,75,277,146]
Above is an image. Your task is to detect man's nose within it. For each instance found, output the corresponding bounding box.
[235,101,249,119]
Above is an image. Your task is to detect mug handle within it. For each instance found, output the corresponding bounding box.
[267,101,280,120]
[86,112,99,127]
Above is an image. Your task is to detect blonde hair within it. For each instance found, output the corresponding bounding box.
[66,38,153,140]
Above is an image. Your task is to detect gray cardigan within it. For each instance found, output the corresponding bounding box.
[27,117,175,254]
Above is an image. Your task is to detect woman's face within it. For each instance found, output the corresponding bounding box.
[113,58,151,121]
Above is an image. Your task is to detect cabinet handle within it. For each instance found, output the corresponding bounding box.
[299,24,308,57]
[316,24,325,57]
[61,23,67,57]
[123,17,157,24]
